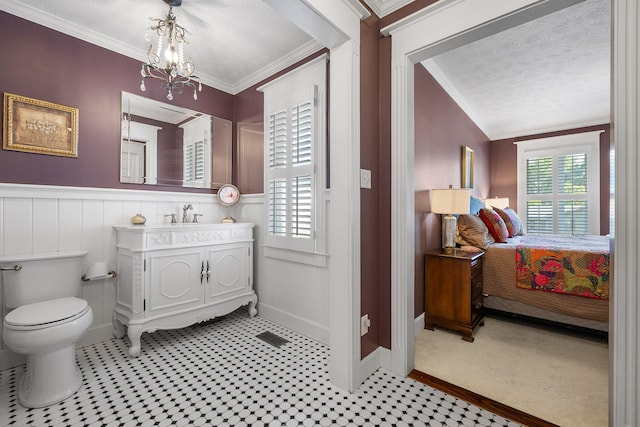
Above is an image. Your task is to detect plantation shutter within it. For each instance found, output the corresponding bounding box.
[261,55,327,255]
[184,140,205,184]
[526,157,553,234]
[517,131,600,235]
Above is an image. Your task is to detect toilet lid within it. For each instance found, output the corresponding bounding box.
[4,297,88,327]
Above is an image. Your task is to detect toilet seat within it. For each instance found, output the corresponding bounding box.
[4,297,90,330]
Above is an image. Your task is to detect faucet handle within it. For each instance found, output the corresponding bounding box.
[192,213,203,223]
[164,213,177,224]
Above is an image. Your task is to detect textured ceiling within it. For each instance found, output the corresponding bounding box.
[421,0,611,140]
[0,0,321,95]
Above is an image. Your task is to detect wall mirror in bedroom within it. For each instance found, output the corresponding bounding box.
[120,91,232,189]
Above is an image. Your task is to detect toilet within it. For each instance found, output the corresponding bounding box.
[1,250,93,408]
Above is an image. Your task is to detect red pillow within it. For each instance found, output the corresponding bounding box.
[493,207,523,237]
[478,208,509,242]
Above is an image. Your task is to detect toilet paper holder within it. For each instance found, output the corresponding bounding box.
[82,262,117,282]
[81,271,117,281]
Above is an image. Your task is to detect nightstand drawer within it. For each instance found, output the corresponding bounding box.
[471,295,483,323]
[471,275,483,300]
[470,258,482,279]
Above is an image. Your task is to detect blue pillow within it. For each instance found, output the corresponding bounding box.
[470,196,484,215]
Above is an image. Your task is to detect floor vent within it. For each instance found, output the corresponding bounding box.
[256,331,289,348]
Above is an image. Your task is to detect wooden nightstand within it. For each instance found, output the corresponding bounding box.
[424,249,485,342]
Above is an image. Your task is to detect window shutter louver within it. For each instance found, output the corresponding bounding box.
[194,140,205,181]
[558,200,588,235]
[526,200,554,234]
[526,157,553,195]
[184,144,195,181]
[268,179,287,236]
[269,110,287,168]
[292,102,313,166]
[558,153,587,194]
[291,175,312,238]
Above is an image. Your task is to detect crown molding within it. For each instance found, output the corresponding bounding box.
[0,2,322,96]
[362,0,415,18]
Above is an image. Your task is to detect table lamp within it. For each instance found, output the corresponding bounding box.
[431,187,471,252]
[485,197,509,209]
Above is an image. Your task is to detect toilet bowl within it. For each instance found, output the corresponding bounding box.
[3,297,93,408]
[1,251,92,408]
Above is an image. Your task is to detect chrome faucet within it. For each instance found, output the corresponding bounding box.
[182,204,193,223]
[164,213,177,224]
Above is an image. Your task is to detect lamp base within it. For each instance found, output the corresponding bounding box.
[442,214,457,252]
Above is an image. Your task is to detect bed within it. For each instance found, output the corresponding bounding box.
[456,202,610,332]
[482,235,610,332]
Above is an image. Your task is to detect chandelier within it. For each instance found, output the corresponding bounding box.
[140,1,202,101]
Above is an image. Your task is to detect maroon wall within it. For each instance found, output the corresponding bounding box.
[490,124,611,235]
[360,14,383,357]
[0,11,233,192]
[413,65,491,318]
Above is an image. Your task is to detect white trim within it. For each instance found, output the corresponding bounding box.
[263,246,328,267]
[0,183,264,205]
[0,3,325,95]
[414,312,425,336]
[612,1,639,425]
[257,54,329,93]
[257,302,330,345]
[230,41,325,94]
[390,1,637,425]
[357,346,385,385]
[387,0,590,378]
[362,0,413,18]
[516,131,602,235]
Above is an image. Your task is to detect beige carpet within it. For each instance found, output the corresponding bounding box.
[414,315,608,427]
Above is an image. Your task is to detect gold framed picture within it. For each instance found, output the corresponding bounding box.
[461,146,474,189]
[3,93,79,157]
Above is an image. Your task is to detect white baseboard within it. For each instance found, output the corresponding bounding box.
[78,324,116,349]
[415,312,425,336]
[257,303,330,345]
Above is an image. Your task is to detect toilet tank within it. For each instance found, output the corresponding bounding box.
[0,250,87,308]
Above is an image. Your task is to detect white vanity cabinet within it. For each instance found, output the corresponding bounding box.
[113,223,257,357]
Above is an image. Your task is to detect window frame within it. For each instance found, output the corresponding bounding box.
[516,131,602,235]
[259,55,328,260]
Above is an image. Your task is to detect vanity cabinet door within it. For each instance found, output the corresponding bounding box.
[146,248,204,316]
[205,243,251,302]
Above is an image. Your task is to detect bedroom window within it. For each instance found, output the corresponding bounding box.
[517,131,601,235]
[259,55,327,258]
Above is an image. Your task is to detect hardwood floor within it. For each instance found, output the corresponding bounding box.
[408,369,559,427]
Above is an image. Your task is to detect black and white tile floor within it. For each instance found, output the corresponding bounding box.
[0,309,520,426]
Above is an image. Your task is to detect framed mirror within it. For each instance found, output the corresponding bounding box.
[120,92,232,188]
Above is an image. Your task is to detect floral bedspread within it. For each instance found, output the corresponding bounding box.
[516,234,610,300]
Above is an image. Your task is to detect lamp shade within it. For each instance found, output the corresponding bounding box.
[431,189,471,215]
[484,197,510,209]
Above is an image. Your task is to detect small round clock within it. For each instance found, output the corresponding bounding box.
[216,184,240,223]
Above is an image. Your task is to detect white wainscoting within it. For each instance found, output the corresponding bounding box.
[0,184,263,370]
